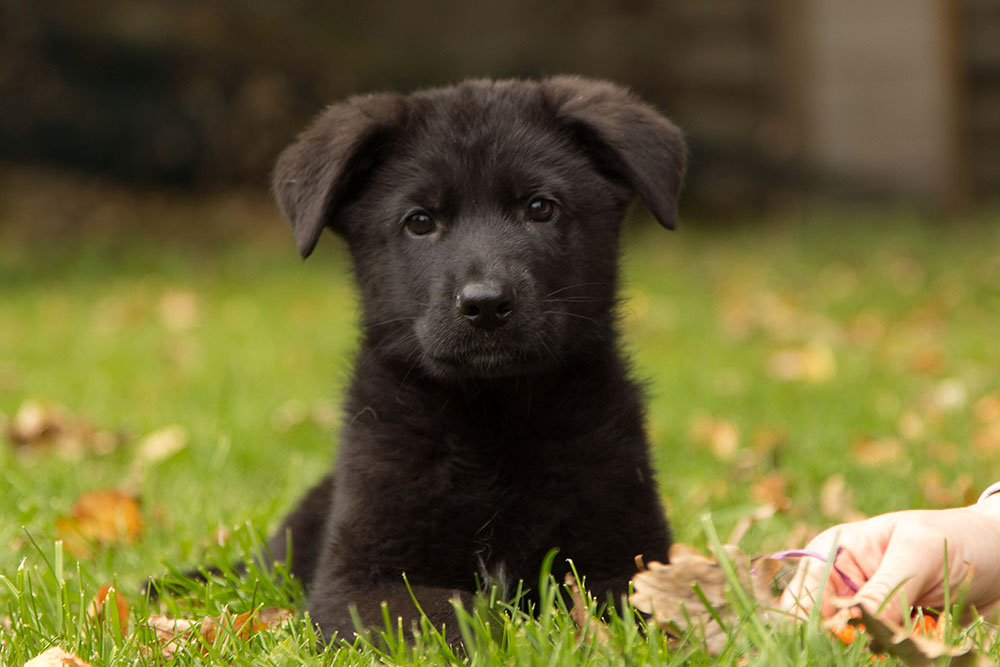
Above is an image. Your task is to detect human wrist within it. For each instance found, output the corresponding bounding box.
[973,481,1000,519]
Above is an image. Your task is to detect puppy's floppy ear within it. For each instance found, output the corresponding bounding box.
[272,93,406,257]
[544,76,687,229]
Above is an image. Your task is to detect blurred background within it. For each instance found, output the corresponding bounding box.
[2,0,998,219]
[3,1,1000,612]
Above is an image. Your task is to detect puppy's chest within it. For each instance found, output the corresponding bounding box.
[439,444,577,581]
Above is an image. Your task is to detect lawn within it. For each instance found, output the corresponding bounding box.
[2,173,999,664]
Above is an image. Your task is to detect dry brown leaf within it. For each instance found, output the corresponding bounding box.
[819,473,864,522]
[973,423,1000,456]
[908,347,946,374]
[974,395,1000,425]
[847,605,979,666]
[4,400,121,459]
[146,613,199,660]
[922,379,968,415]
[271,399,309,431]
[257,606,294,627]
[159,289,201,331]
[850,437,903,467]
[564,573,610,644]
[926,440,960,464]
[24,647,95,667]
[6,399,59,445]
[121,424,190,492]
[630,543,779,655]
[145,607,293,658]
[56,490,143,557]
[749,472,790,511]
[846,311,886,346]
[689,415,740,461]
[920,472,975,507]
[136,424,188,465]
[897,411,926,441]
[765,342,836,383]
[87,584,130,636]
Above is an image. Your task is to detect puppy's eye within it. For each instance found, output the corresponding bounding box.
[526,198,557,222]
[404,211,436,236]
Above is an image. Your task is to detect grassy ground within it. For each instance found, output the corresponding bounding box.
[2,173,999,664]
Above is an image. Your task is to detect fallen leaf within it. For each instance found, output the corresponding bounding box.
[819,473,863,522]
[749,472,791,511]
[87,584,130,636]
[24,647,95,667]
[257,606,294,627]
[159,289,201,331]
[974,394,1000,425]
[145,607,293,658]
[630,543,779,655]
[926,440,960,464]
[200,611,250,644]
[56,490,143,557]
[271,399,309,431]
[897,411,926,441]
[846,311,886,346]
[6,399,58,445]
[3,399,121,459]
[146,614,198,660]
[846,605,977,666]
[920,472,974,507]
[135,424,188,465]
[689,415,740,461]
[120,424,191,493]
[922,379,967,414]
[850,437,903,466]
[766,342,836,383]
[908,347,945,374]
[973,422,1000,456]
[564,573,610,644]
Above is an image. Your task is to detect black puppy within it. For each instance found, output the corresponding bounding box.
[269,76,684,639]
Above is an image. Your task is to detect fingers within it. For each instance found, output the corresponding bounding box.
[778,531,858,619]
[848,524,937,625]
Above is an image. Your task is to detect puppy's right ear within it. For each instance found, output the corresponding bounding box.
[272,93,406,258]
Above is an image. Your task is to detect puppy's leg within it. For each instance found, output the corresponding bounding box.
[309,581,472,641]
[267,473,334,591]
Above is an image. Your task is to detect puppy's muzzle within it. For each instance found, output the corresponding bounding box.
[456,281,515,330]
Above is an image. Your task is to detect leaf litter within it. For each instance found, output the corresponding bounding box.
[3,399,122,460]
[56,489,144,558]
[629,542,989,664]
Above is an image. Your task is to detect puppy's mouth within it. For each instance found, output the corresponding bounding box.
[424,347,542,379]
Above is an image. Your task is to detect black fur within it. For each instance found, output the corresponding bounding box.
[269,76,685,639]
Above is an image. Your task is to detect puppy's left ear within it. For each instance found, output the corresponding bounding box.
[544,76,687,229]
[272,92,407,258]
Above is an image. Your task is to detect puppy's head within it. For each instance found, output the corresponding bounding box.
[273,77,685,380]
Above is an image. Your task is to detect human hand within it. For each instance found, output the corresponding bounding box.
[779,497,1000,624]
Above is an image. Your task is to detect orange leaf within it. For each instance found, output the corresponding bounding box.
[57,490,143,557]
[87,584,130,636]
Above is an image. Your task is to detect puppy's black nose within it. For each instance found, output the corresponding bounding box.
[456,281,514,330]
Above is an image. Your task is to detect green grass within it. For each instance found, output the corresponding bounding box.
[2,181,1000,664]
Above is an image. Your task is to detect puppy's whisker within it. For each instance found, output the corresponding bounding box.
[364,316,418,329]
[544,310,600,324]
[544,282,609,298]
